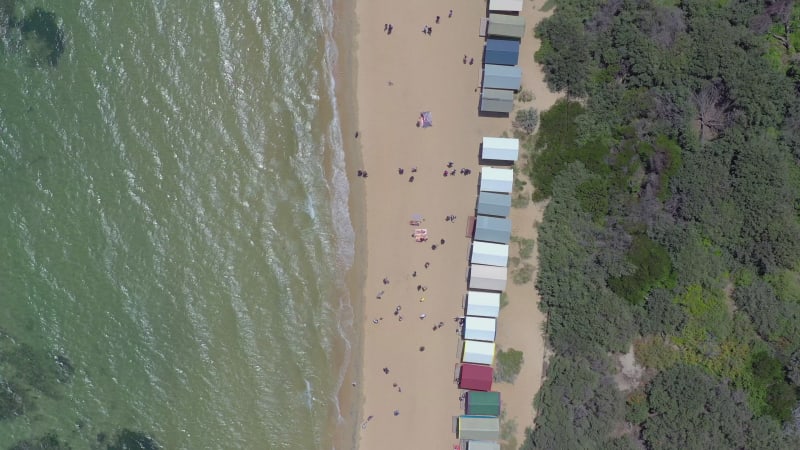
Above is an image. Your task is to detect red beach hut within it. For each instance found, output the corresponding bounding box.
[459,363,493,391]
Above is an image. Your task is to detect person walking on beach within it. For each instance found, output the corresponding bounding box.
[449,9,453,18]
[387,24,393,34]
[435,16,440,24]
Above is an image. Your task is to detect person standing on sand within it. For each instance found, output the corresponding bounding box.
[449,9,453,18]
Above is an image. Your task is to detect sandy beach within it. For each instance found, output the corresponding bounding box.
[345,0,562,448]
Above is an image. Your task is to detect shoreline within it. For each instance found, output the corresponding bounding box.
[329,0,366,448]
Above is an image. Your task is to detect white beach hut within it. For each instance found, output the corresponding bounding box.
[467,441,501,450]
[468,265,508,292]
[466,291,501,318]
[464,316,498,342]
[462,340,496,365]
[482,137,520,162]
[471,241,509,267]
[479,167,514,193]
[488,0,523,13]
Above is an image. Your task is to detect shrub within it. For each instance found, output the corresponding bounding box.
[495,348,524,383]
[517,89,534,102]
[513,108,539,134]
[512,263,534,284]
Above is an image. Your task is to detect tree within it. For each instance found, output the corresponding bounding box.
[692,81,734,143]
[525,355,625,449]
[643,364,797,450]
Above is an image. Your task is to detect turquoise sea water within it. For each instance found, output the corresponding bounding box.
[0,0,354,448]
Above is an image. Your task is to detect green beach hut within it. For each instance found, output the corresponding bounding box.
[466,391,501,416]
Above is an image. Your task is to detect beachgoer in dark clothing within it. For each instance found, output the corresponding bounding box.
[448,10,453,18]
[357,170,363,177]
[469,58,474,65]
[398,168,404,174]
[436,16,440,24]
[409,176,414,182]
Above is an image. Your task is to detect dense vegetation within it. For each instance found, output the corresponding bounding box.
[522,1,800,448]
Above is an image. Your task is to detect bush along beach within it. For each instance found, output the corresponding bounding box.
[521,1,800,449]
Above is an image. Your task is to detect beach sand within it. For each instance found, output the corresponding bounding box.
[347,0,562,448]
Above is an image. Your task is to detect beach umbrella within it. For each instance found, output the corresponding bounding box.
[421,111,432,128]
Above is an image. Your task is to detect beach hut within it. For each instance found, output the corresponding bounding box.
[482,137,519,162]
[474,216,512,244]
[476,191,511,218]
[458,416,501,441]
[488,13,525,39]
[467,442,501,450]
[466,291,501,318]
[480,88,514,114]
[488,0,524,13]
[468,264,507,292]
[464,316,497,342]
[462,340,496,365]
[466,391,502,416]
[471,241,509,267]
[459,363,494,391]
[480,167,514,193]
[484,40,520,66]
[482,65,522,91]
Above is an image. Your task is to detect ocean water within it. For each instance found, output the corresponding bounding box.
[0,0,354,448]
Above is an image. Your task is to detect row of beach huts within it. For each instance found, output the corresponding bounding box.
[478,0,526,115]
[453,138,520,449]
[452,3,527,448]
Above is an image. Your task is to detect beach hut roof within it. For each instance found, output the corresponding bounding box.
[467,441,501,450]
[466,391,502,416]
[482,136,520,162]
[480,89,514,114]
[471,241,510,267]
[466,291,501,318]
[464,316,497,342]
[488,13,525,39]
[476,192,511,218]
[458,416,501,441]
[484,40,521,66]
[460,363,494,391]
[482,64,522,91]
[468,264,507,292]
[480,167,514,193]
[462,340,496,365]
[488,0,524,13]
[474,216,512,244]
